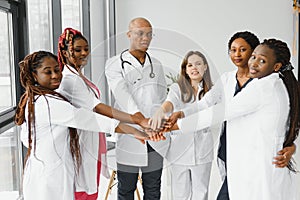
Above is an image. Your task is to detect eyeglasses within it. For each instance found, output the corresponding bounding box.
[131,31,154,38]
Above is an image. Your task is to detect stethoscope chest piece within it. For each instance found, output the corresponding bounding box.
[149,72,155,78]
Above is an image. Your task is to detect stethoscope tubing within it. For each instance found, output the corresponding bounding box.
[120,49,155,79]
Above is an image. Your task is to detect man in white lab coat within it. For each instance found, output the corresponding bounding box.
[105,17,169,200]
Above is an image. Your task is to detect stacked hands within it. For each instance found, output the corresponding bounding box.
[132,108,183,143]
[131,108,295,168]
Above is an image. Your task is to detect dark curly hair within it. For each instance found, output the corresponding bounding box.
[228,31,260,53]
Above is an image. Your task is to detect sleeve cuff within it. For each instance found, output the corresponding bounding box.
[110,119,120,135]
[182,107,193,117]
[177,119,183,130]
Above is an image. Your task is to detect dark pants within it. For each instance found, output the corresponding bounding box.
[217,122,229,200]
[217,176,230,200]
[117,143,163,200]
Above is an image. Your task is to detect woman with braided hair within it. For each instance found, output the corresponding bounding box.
[171,38,299,199]
[57,28,155,200]
[149,50,214,200]
[15,51,150,200]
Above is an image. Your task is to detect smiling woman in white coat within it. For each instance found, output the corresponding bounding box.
[174,39,300,200]
[150,51,214,200]
[167,32,296,200]
[15,51,150,200]
[57,28,153,200]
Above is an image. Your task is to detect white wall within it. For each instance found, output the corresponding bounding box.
[113,1,300,199]
[115,0,298,81]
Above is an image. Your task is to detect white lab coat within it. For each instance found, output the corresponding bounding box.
[182,70,238,114]
[21,95,119,200]
[182,70,238,181]
[57,65,106,194]
[178,73,296,200]
[165,83,214,200]
[105,51,170,166]
[166,83,214,165]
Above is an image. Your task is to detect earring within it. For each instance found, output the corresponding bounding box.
[34,78,39,86]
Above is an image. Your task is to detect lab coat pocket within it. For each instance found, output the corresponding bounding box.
[123,67,143,85]
[195,130,214,162]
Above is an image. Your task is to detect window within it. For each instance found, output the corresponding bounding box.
[27,0,52,52]
[0,1,103,199]
[61,0,81,31]
[0,127,23,200]
[0,10,16,113]
[0,1,27,200]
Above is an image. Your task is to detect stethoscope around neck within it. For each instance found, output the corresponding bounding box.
[120,49,155,79]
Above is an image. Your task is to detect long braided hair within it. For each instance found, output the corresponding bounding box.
[57,27,88,71]
[57,28,95,91]
[177,51,213,103]
[15,51,81,172]
[262,39,300,172]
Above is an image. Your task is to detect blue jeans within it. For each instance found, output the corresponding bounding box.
[117,143,163,200]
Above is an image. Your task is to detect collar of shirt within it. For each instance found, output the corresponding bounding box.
[196,80,204,94]
[192,80,204,101]
[63,64,80,75]
[123,50,151,68]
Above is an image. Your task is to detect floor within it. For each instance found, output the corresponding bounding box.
[97,125,223,200]
[98,126,300,200]
[1,128,299,200]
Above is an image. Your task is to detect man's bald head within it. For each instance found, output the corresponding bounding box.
[128,17,152,31]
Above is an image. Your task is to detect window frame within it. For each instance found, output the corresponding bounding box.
[0,2,27,199]
[0,0,27,134]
